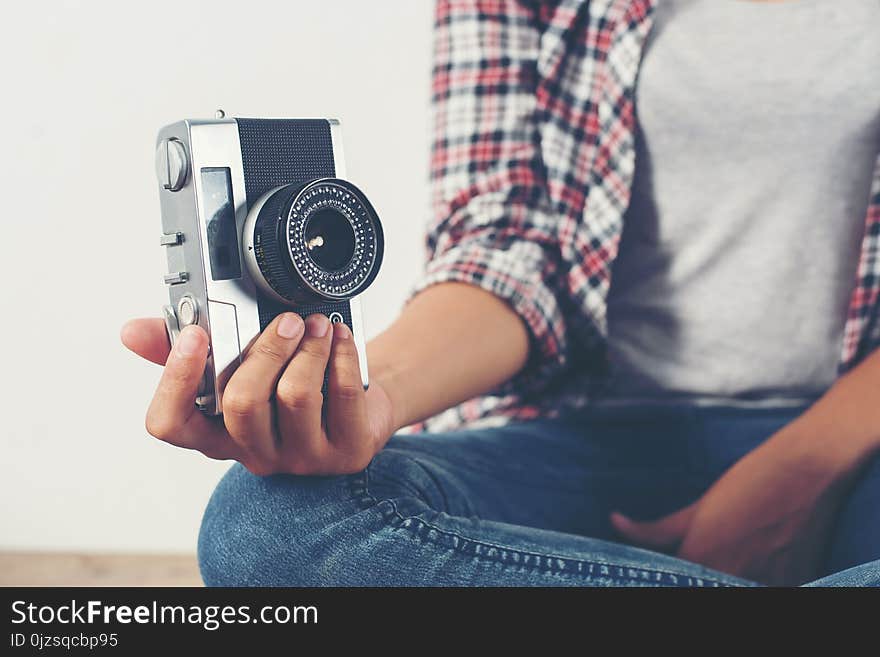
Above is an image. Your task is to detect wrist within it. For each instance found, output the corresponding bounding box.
[366,344,411,433]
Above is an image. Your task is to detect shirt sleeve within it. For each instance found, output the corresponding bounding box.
[410,0,568,393]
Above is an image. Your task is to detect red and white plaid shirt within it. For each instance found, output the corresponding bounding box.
[409,0,880,432]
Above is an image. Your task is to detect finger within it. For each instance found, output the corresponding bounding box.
[325,322,369,461]
[610,504,697,551]
[221,312,305,469]
[276,314,333,470]
[145,325,241,460]
[152,411,242,461]
[121,318,171,365]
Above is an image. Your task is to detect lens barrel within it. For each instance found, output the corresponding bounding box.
[249,178,383,303]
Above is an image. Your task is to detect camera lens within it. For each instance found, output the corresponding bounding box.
[304,208,356,272]
[247,178,383,304]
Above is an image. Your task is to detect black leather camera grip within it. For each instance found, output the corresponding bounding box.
[237,119,336,202]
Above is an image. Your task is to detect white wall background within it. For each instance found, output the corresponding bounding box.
[0,0,433,552]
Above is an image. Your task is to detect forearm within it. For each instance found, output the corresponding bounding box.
[366,282,529,430]
[767,348,880,481]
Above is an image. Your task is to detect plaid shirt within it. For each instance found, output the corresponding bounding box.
[409,0,880,433]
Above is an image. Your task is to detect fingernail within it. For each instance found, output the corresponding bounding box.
[277,313,304,339]
[305,314,330,338]
[334,322,352,340]
[177,326,201,356]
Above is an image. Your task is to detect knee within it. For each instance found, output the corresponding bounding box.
[197,446,444,586]
[197,463,354,587]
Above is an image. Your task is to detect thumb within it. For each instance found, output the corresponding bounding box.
[121,318,173,365]
[610,504,697,551]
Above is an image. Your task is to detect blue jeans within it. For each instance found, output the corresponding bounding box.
[198,404,880,586]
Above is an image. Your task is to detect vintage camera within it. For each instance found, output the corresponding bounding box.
[154,114,384,415]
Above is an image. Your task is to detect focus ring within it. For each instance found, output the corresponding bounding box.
[253,184,313,302]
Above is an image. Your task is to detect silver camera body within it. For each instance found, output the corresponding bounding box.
[155,115,383,415]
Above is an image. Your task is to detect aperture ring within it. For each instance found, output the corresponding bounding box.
[252,184,313,302]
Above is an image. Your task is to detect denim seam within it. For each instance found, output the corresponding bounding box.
[347,470,744,587]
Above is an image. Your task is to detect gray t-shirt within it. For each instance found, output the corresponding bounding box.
[604,0,880,404]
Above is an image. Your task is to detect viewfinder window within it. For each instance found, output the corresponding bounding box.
[201,167,242,281]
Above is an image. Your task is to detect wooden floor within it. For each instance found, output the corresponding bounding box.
[0,552,202,587]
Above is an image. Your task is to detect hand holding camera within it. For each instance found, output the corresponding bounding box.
[122,113,396,474]
[121,312,396,475]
